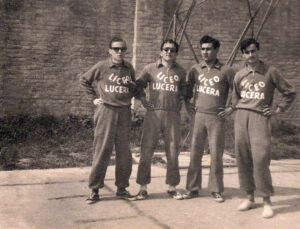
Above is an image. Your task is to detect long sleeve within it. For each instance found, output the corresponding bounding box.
[231,74,241,109]
[185,68,196,101]
[225,67,236,107]
[135,67,151,99]
[79,63,101,102]
[178,70,187,101]
[126,64,140,98]
[271,68,296,111]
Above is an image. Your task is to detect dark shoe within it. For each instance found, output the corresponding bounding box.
[86,190,100,205]
[167,190,183,200]
[136,190,148,200]
[116,189,137,201]
[182,190,199,199]
[211,192,225,203]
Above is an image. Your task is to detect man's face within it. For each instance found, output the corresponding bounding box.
[109,41,127,63]
[201,43,218,63]
[242,43,259,64]
[160,42,177,62]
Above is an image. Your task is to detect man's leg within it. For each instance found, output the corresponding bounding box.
[235,110,255,193]
[115,106,132,189]
[248,112,273,197]
[186,112,207,193]
[87,104,117,203]
[162,110,183,199]
[248,112,274,218]
[235,110,255,211]
[206,114,225,202]
[163,111,181,186]
[136,110,160,186]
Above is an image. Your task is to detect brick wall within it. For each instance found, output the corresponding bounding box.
[1,0,299,119]
[0,0,135,116]
[169,0,300,120]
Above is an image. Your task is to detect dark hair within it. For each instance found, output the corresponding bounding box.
[160,39,179,52]
[240,38,260,53]
[200,35,220,49]
[109,37,126,48]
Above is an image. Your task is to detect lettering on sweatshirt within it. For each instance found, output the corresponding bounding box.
[240,78,265,100]
[152,72,179,92]
[104,74,131,94]
[196,74,220,97]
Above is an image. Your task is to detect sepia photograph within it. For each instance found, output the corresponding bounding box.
[0,0,299,228]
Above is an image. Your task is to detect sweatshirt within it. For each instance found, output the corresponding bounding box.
[79,58,137,107]
[135,59,186,112]
[232,60,296,113]
[186,60,235,114]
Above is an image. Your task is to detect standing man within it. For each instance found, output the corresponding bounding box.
[80,37,137,204]
[135,39,186,200]
[232,38,296,218]
[183,35,235,202]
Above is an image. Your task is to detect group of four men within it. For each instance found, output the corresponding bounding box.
[80,36,296,219]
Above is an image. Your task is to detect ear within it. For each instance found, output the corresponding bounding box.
[108,48,113,55]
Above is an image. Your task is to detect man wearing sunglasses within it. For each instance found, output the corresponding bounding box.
[134,39,186,200]
[80,37,138,204]
[232,38,296,218]
[183,35,235,203]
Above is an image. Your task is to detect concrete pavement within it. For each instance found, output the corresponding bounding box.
[0,157,299,229]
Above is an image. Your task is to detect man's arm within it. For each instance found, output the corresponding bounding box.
[185,68,196,116]
[231,73,241,110]
[263,68,296,117]
[218,67,236,118]
[177,69,187,111]
[271,68,296,112]
[79,63,101,103]
[135,66,154,109]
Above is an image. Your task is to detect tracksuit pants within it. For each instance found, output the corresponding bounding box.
[186,112,225,192]
[136,110,181,186]
[88,103,132,190]
[234,109,274,197]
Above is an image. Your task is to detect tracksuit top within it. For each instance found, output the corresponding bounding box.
[80,58,137,107]
[186,60,235,114]
[136,59,186,112]
[232,60,296,113]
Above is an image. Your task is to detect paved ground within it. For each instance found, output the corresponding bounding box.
[0,155,299,229]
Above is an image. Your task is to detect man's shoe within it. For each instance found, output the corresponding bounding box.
[182,190,199,199]
[167,190,183,200]
[237,199,255,211]
[262,204,274,218]
[136,190,148,200]
[116,189,137,201]
[211,192,225,203]
[86,191,100,205]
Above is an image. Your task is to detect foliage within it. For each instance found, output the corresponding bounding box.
[0,114,299,170]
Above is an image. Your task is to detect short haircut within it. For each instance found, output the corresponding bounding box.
[240,38,260,53]
[109,37,126,48]
[200,35,220,49]
[160,39,179,52]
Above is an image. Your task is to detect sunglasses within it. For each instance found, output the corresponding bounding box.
[244,49,257,55]
[111,47,127,52]
[163,48,177,53]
